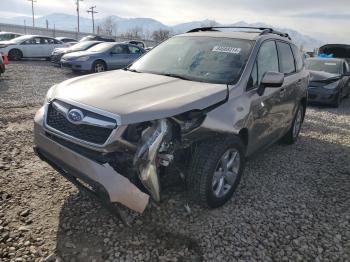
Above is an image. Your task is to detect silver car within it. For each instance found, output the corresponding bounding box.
[34,27,308,213]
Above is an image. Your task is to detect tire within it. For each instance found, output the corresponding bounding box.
[281,104,304,144]
[8,49,23,61]
[187,136,246,208]
[92,60,107,73]
[332,92,342,108]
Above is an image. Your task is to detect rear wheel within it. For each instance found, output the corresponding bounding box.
[187,136,245,208]
[282,104,304,144]
[92,60,106,73]
[8,49,23,61]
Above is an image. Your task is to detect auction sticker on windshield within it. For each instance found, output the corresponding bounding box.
[212,46,242,54]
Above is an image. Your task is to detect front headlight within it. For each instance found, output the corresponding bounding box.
[75,56,90,61]
[323,81,340,89]
[44,85,57,103]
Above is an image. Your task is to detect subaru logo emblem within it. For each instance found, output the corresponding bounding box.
[67,109,84,123]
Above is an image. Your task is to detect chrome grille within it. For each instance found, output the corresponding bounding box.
[46,100,116,145]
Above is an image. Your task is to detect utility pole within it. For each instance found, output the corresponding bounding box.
[27,0,36,27]
[75,0,83,33]
[87,6,98,34]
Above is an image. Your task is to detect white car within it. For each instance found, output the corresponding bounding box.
[0,35,65,60]
[0,32,23,41]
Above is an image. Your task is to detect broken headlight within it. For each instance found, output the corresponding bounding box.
[174,111,206,133]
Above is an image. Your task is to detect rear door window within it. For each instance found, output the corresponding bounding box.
[291,44,303,72]
[277,42,296,74]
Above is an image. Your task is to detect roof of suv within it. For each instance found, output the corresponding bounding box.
[179,27,293,42]
[181,31,261,40]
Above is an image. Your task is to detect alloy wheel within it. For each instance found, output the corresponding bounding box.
[293,107,303,139]
[94,63,105,73]
[212,148,241,198]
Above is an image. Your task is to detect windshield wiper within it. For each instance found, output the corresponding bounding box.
[124,68,141,73]
[161,73,192,81]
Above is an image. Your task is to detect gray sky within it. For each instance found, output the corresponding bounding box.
[1,0,350,43]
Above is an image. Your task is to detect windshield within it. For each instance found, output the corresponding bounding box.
[305,59,341,74]
[129,36,253,84]
[88,42,114,52]
[69,41,98,51]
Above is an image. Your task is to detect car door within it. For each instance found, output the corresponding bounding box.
[276,41,300,129]
[246,40,286,153]
[108,44,130,69]
[20,37,41,57]
[38,37,57,57]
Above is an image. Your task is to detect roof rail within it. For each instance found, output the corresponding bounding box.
[187,26,291,40]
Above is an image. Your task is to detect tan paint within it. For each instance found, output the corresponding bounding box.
[34,108,149,213]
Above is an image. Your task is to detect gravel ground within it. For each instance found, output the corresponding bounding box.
[0,61,349,262]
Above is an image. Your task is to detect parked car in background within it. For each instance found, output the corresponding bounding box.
[318,44,350,64]
[55,37,78,44]
[61,42,145,73]
[305,57,350,107]
[0,53,5,76]
[125,40,145,49]
[79,35,115,42]
[51,41,102,64]
[0,35,65,60]
[34,27,308,213]
[0,32,23,41]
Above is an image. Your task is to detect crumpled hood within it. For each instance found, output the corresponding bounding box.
[52,70,228,125]
[308,70,341,82]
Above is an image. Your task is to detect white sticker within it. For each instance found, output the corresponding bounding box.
[212,46,241,54]
[324,62,337,66]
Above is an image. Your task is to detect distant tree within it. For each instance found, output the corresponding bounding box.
[152,29,170,42]
[122,27,143,39]
[100,16,118,36]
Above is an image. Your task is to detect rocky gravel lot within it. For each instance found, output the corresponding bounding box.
[0,61,349,262]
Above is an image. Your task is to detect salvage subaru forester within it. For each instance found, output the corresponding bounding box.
[34,27,308,213]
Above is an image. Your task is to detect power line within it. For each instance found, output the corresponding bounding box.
[87,6,98,34]
[75,0,83,33]
[27,0,37,27]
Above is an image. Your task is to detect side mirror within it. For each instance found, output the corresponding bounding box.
[257,72,284,96]
[342,72,350,77]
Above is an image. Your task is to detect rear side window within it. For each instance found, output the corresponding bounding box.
[128,45,142,54]
[277,42,296,74]
[112,45,128,54]
[257,41,279,84]
[291,44,303,72]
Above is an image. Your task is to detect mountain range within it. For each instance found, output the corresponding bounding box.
[0,13,323,51]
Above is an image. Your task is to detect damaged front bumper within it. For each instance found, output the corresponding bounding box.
[34,107,150,213]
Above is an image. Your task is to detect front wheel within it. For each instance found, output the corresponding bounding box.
[282,104,304,144]
[92,60,106,73]
[187,136,245,208]
[332,92,342,108]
